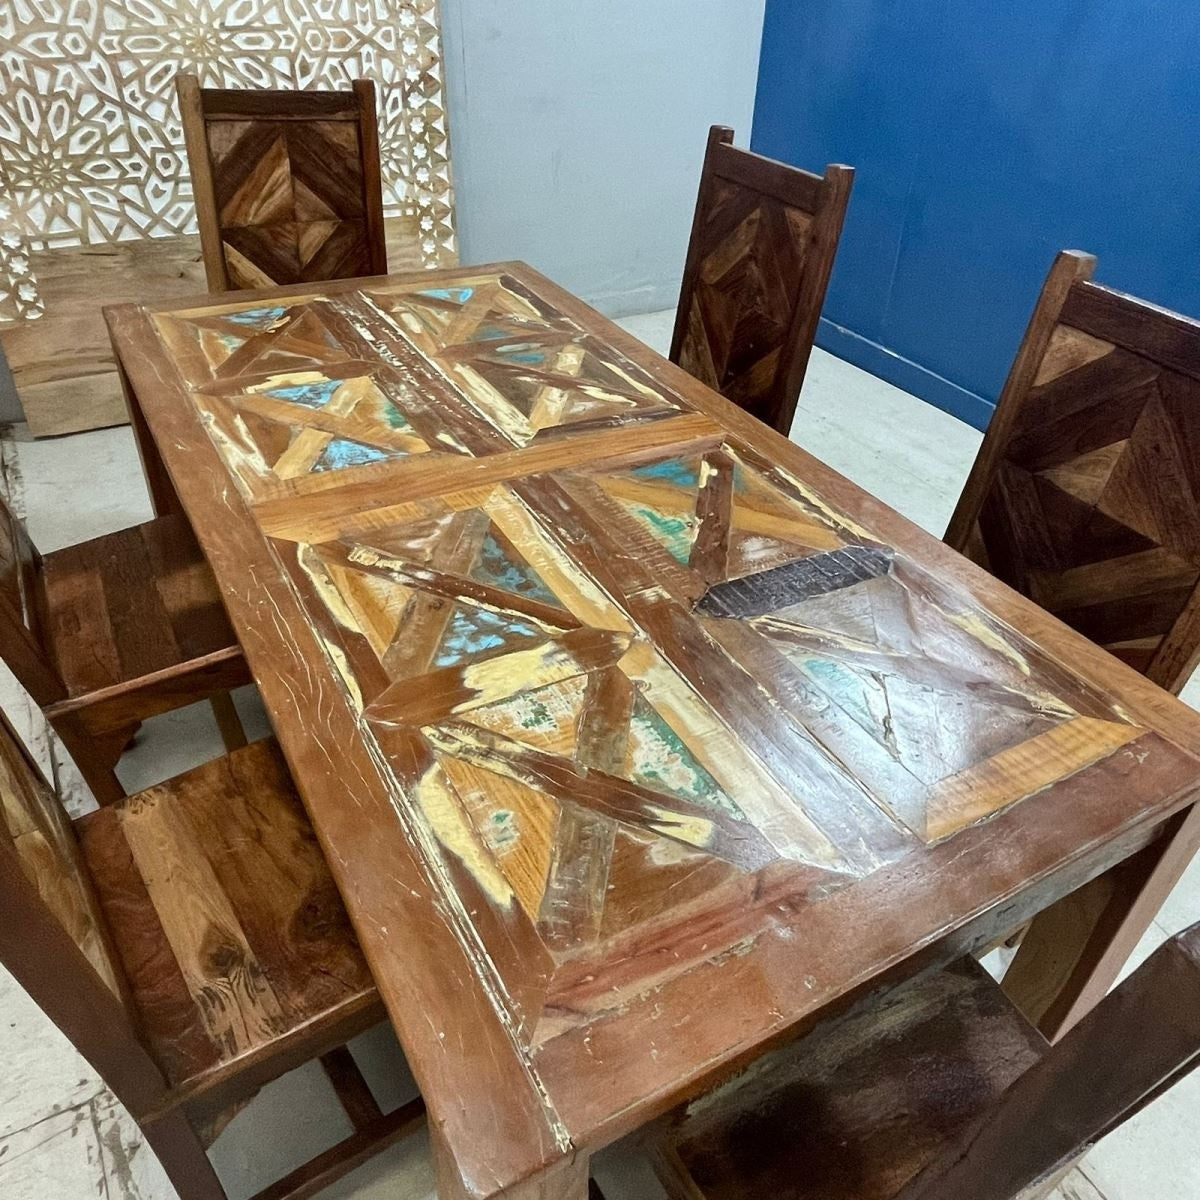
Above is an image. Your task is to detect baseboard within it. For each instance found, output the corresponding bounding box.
[816,319,996,432]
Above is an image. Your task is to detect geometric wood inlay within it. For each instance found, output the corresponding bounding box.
[951,255,1200,691]
[671,127,853,436]
[112,261,1200,1199]
[147,272,1150,1044]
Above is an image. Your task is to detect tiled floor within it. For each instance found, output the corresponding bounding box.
[1,309,1197,1199]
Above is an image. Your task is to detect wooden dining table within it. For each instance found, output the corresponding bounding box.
[107,263,1200,1199]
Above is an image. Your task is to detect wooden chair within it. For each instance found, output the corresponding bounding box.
[177,74,388,293]
[650,923,1200,1200]
[670,125,854,437]
[945,249,1200,694]
[0,708,424,1200]
[0,493,251,803]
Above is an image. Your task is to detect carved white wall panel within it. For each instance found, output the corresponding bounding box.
[0,0,456,321]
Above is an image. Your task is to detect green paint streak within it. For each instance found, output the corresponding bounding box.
[486,809,520,852]
[383,401,415,431]
[519,698,553,729]
[621,502,694,564]
[803,657,877,729]
[628,699,743,819]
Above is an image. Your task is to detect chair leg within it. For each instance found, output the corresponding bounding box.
[52,719,127,806]
[320,1046,382,1129]
[210,692,248,751]
[140,1108,228,1200]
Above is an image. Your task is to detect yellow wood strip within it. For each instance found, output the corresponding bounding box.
[484,488,632,633]
[273,427,332,479]
[253,413,723,542]
[926,717,1144,842]
[439,755,560,923]
[117,790,286,1056]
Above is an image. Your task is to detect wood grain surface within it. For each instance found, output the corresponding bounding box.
[178,75,388,294]
[655,959,1047,1200]
[76,738,378,1089]
[107,262,1200,1199]
[656,919,1200,1200]
[0,707,417,1200]
[947,249,1200,693]
[670,126,853,437]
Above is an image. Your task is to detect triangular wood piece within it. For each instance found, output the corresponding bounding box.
[1038,440,1126,508]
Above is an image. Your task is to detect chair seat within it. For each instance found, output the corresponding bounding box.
[41,513,240,699]
[75,738,379,1089]
[656,959,1047,1200]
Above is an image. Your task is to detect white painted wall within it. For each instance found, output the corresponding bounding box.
[440,1,767,317]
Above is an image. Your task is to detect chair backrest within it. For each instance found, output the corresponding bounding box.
[896,920,1200,1200]
[670,125,854,437]
[177,74,388,293]
[0,708,165,1114]
[0,493,64,705]
[945,250,1200,692]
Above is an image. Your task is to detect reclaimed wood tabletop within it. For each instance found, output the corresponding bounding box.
[107,264,1200,1199]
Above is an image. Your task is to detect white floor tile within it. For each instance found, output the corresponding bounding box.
[94,1093,178,1200]
[0,964,105,1141]
[0,1103,109,1199]
[10,422,151,551]
[1154,849,1200,939]
[1082,1067,1200,1199]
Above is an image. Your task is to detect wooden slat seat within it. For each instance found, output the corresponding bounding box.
[76,737,380,1091]
[653,922,1200,1200]
[0,487,251,804]
[42,513,239,699]
[0,709,423,1200]
[654,961,1045,1200]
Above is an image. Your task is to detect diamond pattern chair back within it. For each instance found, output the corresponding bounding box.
[670,125,854,437]
[945,250,1200,693]
[177,74,388,292]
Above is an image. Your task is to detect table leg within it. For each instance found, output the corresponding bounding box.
[1003,804,1200,1039]
[115,354,182,517]
[431,1125,591,1200]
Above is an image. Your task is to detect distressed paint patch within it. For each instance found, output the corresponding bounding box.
[415,766,514,907]
[314,438,391,472]
[266,377,343,410]
[627,696,743,819]
[492,341,547,365]
[461,675,588,758]
[471,531,563,608]
[484,808,521,853]
[225,304,289,328]
[433,605,545,670]
[631,457,700,489]
[455,636,630,717]
[418,286,474,304]
[615,500,696,564]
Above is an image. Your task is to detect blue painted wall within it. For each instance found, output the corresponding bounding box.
[752,0,1200,429]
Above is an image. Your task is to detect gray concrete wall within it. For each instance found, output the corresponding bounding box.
[440,0,766,316]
